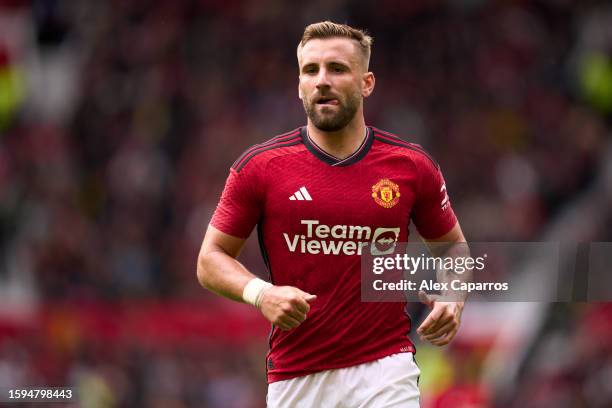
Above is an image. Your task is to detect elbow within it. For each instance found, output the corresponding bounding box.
[196,251,213,290]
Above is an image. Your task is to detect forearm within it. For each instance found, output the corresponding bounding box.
[197,249,259,302]
[434,242,471,303]
[418,230,470,345]
[197,245,316,331]
[424,223,471,303]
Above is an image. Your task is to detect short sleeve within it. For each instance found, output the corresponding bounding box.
[210,167,263,239]
[411,159,457,240]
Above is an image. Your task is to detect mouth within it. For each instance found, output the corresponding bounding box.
[315,97,340,106]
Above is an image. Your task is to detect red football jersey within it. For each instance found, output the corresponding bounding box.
[211,126,457,383]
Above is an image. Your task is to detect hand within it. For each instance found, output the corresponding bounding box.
[259,286,317,331]
[417,290,463,346]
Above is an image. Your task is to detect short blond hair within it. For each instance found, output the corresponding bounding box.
[298,21,373,70]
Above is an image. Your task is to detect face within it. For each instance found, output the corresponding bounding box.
[298,38,374,132]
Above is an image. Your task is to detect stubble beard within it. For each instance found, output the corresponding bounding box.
[303,92,361,132]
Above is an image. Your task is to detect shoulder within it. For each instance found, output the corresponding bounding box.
[231,127,305,173]
[370,126,439,170]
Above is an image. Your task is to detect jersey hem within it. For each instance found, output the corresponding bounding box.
[266,343,416,384]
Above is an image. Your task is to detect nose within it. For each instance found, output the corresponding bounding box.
[315,68,331,90]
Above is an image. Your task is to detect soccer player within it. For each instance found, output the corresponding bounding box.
[197,21,467,407]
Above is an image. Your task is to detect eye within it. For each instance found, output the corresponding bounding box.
[330,64,347,73]
[303,65,318,74]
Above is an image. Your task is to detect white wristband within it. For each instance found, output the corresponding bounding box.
[243,278,273,308]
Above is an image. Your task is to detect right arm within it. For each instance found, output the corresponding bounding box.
[197,225,317,330]
[197,224,258,301]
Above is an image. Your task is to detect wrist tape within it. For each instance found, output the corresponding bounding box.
[242,278,273,308]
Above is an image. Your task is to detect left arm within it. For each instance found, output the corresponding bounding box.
[417,222,470,346]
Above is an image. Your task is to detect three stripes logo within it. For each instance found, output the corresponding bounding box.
[289,186,312,201]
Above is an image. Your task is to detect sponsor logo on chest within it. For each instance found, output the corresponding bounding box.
[283,220,400,256]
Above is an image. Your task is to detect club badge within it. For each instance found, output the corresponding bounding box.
[371,179,400,208]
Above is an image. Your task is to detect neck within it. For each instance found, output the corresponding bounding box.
[306,116,367,160]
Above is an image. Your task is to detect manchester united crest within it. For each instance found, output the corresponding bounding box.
[371,179,400,208]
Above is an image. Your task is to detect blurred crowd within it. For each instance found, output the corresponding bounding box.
[1,0,611,407]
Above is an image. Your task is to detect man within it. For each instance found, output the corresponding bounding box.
[198,21,467,407]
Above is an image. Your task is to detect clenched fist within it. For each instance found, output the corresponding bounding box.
[259,286,317,331]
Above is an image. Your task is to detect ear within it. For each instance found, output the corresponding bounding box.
[298,82,304,100]
[362,72,375,98]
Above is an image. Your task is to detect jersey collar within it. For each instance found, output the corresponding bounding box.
[301,126,373,167]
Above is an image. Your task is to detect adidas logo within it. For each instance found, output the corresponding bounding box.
[289,186,312,201]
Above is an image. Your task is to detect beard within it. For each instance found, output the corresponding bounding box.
[302,91,360,132]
